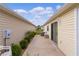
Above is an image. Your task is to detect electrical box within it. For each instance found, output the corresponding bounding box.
[3,29,11,39]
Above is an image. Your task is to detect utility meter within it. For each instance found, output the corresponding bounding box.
[3,29,11,39]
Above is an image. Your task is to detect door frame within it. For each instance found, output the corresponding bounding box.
[51,22,58,45]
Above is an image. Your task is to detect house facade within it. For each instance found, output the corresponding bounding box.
[0,5,36,46]
[43,3,79,56]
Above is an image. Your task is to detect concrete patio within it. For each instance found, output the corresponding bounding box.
[23,35,64,56]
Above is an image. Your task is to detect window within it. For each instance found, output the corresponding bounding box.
[47,26,49,31]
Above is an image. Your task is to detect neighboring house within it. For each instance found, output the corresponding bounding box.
[0,4,36,46]
[43,3,79,56]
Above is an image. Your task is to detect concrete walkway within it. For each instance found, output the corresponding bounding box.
[23,35,64,56]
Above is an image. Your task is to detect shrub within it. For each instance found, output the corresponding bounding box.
[11,44,22,56]
[30,31,36,38]
[20,39,28,49]
[31,31,36,37]
[25,31,31,37]
[24,35,31,43]
[24,31,36,43]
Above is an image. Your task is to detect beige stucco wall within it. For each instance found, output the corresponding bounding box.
[0,10,35,46]
[43,8,77,55]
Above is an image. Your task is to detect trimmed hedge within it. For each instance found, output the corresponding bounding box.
[11,44,22,56]
[20,39,28,49]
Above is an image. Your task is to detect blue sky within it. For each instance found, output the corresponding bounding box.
[5,3,64,26]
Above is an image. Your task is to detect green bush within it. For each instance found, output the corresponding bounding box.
[24,31,36,43]
[31,31,36,37]
[24,35,31,43]
[11,44,22,56]
[20,39,28,49]
[30,31,36,38]
[25,31,31,37]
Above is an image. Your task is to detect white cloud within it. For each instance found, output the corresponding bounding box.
[30,18,46,26]
[13,7,55,25]
[46,7,53,11]
[14,9,28,14]
[29,7,54,16]
[29,7,45,15]
[30,7,45,13]
[56,5,62,9]
[45,7,54,17]
[29,7,54,25]
[14,7,54,17]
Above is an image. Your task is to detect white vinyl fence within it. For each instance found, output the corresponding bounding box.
[0,46,12,56]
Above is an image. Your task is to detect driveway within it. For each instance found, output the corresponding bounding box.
[23,35,64,56]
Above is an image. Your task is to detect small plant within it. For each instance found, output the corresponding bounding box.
[11,43,22,56]
[20,39,28,49]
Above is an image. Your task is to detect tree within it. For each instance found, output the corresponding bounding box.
[36,25,41,30]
